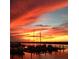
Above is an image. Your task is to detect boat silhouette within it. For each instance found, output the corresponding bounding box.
[10,26,66,55]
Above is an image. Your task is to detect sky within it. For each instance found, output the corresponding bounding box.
[10,0,68,42]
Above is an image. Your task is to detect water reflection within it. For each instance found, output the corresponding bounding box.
[11,51,68,59]
[10,43,68,59]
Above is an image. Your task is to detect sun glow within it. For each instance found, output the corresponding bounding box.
[18,30,68,42]
[21,35,68,42]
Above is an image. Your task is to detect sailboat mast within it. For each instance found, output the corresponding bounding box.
[40,30,41,45]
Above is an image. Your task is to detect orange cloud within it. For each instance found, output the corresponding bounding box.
[11,26,68,42]
[10,0,68,29]
[10,0,68,42]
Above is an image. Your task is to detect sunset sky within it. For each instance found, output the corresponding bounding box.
[10,0,68,42]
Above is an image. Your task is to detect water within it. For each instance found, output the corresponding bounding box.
[10,44,68,59]
[10,51,68,59]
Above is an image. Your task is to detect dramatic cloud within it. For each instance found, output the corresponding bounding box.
[10,0,68,29]
[10,0,68,42]
[11,25,68,42]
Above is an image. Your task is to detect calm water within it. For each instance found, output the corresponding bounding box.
[10,44,68,59]
[10,51,68,59]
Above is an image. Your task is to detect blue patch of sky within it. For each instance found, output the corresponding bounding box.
[30,7,68,27]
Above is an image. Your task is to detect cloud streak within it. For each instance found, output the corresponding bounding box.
[10,0,68,42]
[10,0,68,29]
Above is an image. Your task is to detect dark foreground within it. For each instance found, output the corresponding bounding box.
[10,42,68,59]
[10,52,68,59]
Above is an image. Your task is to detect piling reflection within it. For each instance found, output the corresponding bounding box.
[10,43,68,59]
